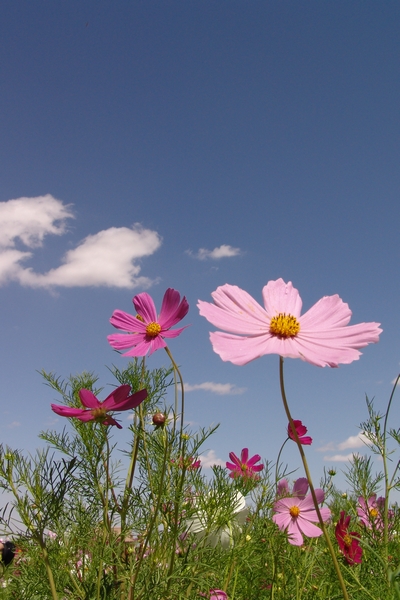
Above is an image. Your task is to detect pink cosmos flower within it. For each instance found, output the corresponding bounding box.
[273,487,331,546]
[276,478,309,499]
[226,448,264,479]
[51,384,147,429]
[335,512,363,565]
[108,288,189,357]
[197,278,381,367]
[288,420,312,445]
[200,591,228,600]
[357,494,384,530]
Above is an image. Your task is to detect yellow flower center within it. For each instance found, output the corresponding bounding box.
[289,505,300,518]
[269,313,300,338]
[343,534,352,547]
[90,407,107,422]
[146,322,162,337]
[369,507,378,519]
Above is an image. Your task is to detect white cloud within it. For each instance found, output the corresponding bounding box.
[7,421,21,429]
[187,244,242,260]
[338,433,369,450]
[200,449,225,468]
[183,382,246,395]
[323,453,361,463]
[0,195,162,289]
[0,194,73,249]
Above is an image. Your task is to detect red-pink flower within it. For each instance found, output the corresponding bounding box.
[226,448,263,479]
[273,487,331,546]
[108,288,189,357]
[357,494,384,530]
[198,278,381,367]
[335,511,363,565]
[51,385,147,429]
[288,420,312,445]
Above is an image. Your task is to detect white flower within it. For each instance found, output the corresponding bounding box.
[186,491,249,549]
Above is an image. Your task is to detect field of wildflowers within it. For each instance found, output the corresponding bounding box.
[0,280,399,599]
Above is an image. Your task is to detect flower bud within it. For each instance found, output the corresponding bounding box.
[152,412,166,427]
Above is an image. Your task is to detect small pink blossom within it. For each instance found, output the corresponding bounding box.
[108,288,189,357]
[51,385,147,429]
[357,494,384,530]
[276,478,309,499]
[198,278,381,367]
[226,448,263,479]
[288,420,312,445]
[199,591,228,600]
[273,487,331,546]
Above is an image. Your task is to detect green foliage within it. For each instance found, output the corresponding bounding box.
[0,363,399,599]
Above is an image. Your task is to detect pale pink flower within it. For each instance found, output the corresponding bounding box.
[226,448,263,479]
[357,494,384,530]
[198,278,381,367]
[276,478,309,499]
[273,487,331,546]
[108,288,189,357]
[51,385,147,429]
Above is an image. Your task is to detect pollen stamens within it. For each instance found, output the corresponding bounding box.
[269,313,300,338]
[146,322,162,337]
[289,505,300,518]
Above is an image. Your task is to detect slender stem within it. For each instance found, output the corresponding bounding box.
[37,537,59,600]
[164,346,185,454]
[274,437,289,488]
[382,374,400,566]
[278,357,349,600]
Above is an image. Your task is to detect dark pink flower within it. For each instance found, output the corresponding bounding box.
[198,278,381,367]
[226,448,263,479]
[288,420,312,445]
[108,288,189,357]
[51,385,147,429]
[335,511,363,565]
[273,487,331,546]
[357,494,384,530]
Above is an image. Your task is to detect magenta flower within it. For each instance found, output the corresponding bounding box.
[226,448,264,479]
[357,494,384,530]
[198,278,381,367]
[200,591,228,600]
[288,420,312,445]
[51,384,147,429]
[273,487,331,546]
[108,288,189,357]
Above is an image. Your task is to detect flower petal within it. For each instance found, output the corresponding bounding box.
[296,516,323,538]
[51,405,86,417]
[159,288,189,329]
[109,310,147,333]
[133,292,158,322]
[79,389,100,409]
[104,388,148,410]
[107,332,147,350]
[198,285,269,335]
[262,279,303,318]
[292,478,309,499]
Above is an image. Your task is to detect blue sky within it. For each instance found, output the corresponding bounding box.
[1,1,399,494]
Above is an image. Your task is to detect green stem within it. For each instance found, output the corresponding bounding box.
[274,437,289,488]
[164,346,185,455]
[278,357,349,600]
[382,374,400,567]
[38,537,59,600]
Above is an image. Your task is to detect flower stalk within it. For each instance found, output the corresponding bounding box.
[279,356,349,600]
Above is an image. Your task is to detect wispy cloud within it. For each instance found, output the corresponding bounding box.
[7,421,21,429]
[183,382,246,395]
[324,453,361,463]
[319,432,369,462]
[0,195,162,289]
[200,449,225,468]
[187,244,242,260]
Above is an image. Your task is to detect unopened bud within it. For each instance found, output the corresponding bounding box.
[152,412,166,427]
